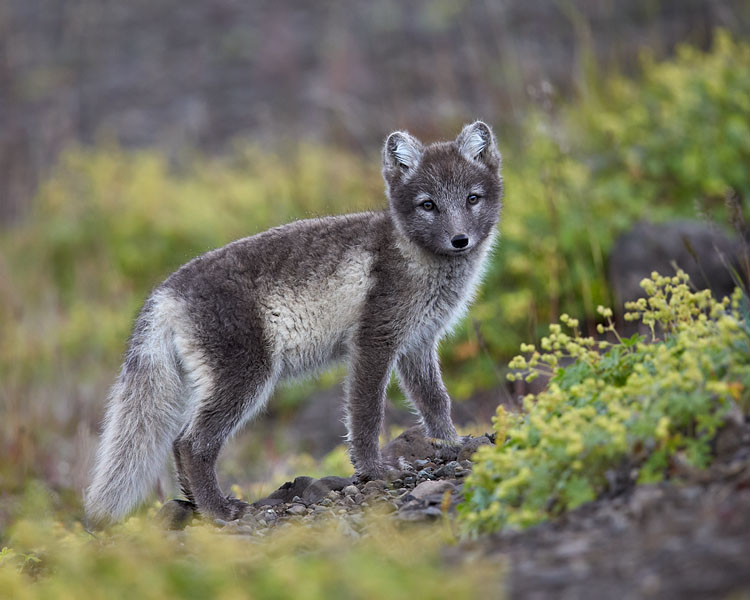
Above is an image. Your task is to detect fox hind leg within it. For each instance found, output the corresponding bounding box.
[175,366,277,521]
[172,427,196,506]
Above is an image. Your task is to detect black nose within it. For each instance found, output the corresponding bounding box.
[451,234,469,249]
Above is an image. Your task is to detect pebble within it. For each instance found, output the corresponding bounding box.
[287,504,307,515]
[342,484,360,496]
[411,480,456,500]
[362,480,387,494]
[263,509,278,523]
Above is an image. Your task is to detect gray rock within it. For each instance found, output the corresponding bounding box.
[265,476,315,503]
[362,480,387,494]
[342,484,359,496]
[382,426,438,463]
[253,497,285,508]
[287,503,307,515]
[411,480,455,500]
[458,436,493,461]
[609,220,744,317]
[302,476,356,503]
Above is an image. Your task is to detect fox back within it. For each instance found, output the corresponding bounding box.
[84,121,503,527]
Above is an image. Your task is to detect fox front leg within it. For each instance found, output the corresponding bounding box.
[345,339,398,481]
[396,343,460,444]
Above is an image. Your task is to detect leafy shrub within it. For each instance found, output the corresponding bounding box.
[460,271,750,535]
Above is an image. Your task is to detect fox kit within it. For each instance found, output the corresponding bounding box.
[85,121,503,527]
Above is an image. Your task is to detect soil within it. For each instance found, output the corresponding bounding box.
[158,422,750,599]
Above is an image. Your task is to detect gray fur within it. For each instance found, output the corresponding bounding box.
[84,121,503,526]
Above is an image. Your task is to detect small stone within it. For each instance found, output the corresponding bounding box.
[458,436,492,461]
[363,480,387,494]
[417,468,436,480]
[403,476,416,486]
[411,480,455,500]
[312,505,328,513]
[318,498,334,507]
[414,459,430,468]
[354,493,365,504]
[302,476,356,503]
[213,518,228,528]
[326,490,340,500]
[342,484,359,496]
[287,504,307,515]
[291,496,304,504]
[263,509,278,523]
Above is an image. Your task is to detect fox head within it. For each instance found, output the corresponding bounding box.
[382,121,503,257]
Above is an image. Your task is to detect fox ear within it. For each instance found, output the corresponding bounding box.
[456,121,501,171]
[382,131,423,182]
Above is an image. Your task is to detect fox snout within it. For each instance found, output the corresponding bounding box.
[450,233,470,249]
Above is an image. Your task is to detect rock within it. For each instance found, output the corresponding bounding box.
[417,468,436,480]
[362,480,387,494]
[342,484,359,496]
[265,476,315,503]
[263,509,279,524]
[458,436,492,461]
[156,499,196,530]
[287,504,307,516]
[382,426,438,464]
[434,461,460,478]
[302,476,356,503]
[253,497,285,508]
[411,480,455,500]
[609,220,743,317]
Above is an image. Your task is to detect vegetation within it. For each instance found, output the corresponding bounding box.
[0,502,501,599]
[460,271,750,534]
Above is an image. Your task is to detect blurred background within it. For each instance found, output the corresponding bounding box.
[1,0,749,527]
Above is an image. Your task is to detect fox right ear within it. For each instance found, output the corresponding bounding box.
[382,131,423,183]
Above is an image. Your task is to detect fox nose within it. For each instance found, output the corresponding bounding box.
[451,234,470,249]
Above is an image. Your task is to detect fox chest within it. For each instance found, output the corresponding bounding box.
[394,260,483,350]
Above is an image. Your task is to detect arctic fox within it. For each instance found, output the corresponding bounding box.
[85,121,503,527]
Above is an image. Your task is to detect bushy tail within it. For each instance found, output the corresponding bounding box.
[84,298,186,528]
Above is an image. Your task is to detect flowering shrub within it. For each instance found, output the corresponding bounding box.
[460,271,750,534]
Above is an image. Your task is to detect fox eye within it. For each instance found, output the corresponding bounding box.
[467,194,480,205]
[420,200,434,211]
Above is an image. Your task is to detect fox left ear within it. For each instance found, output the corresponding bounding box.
[455,121,501,171]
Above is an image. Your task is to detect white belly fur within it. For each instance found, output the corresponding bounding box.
[262,249,374,378]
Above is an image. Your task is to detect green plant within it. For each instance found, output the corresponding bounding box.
[460,271,750,535]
